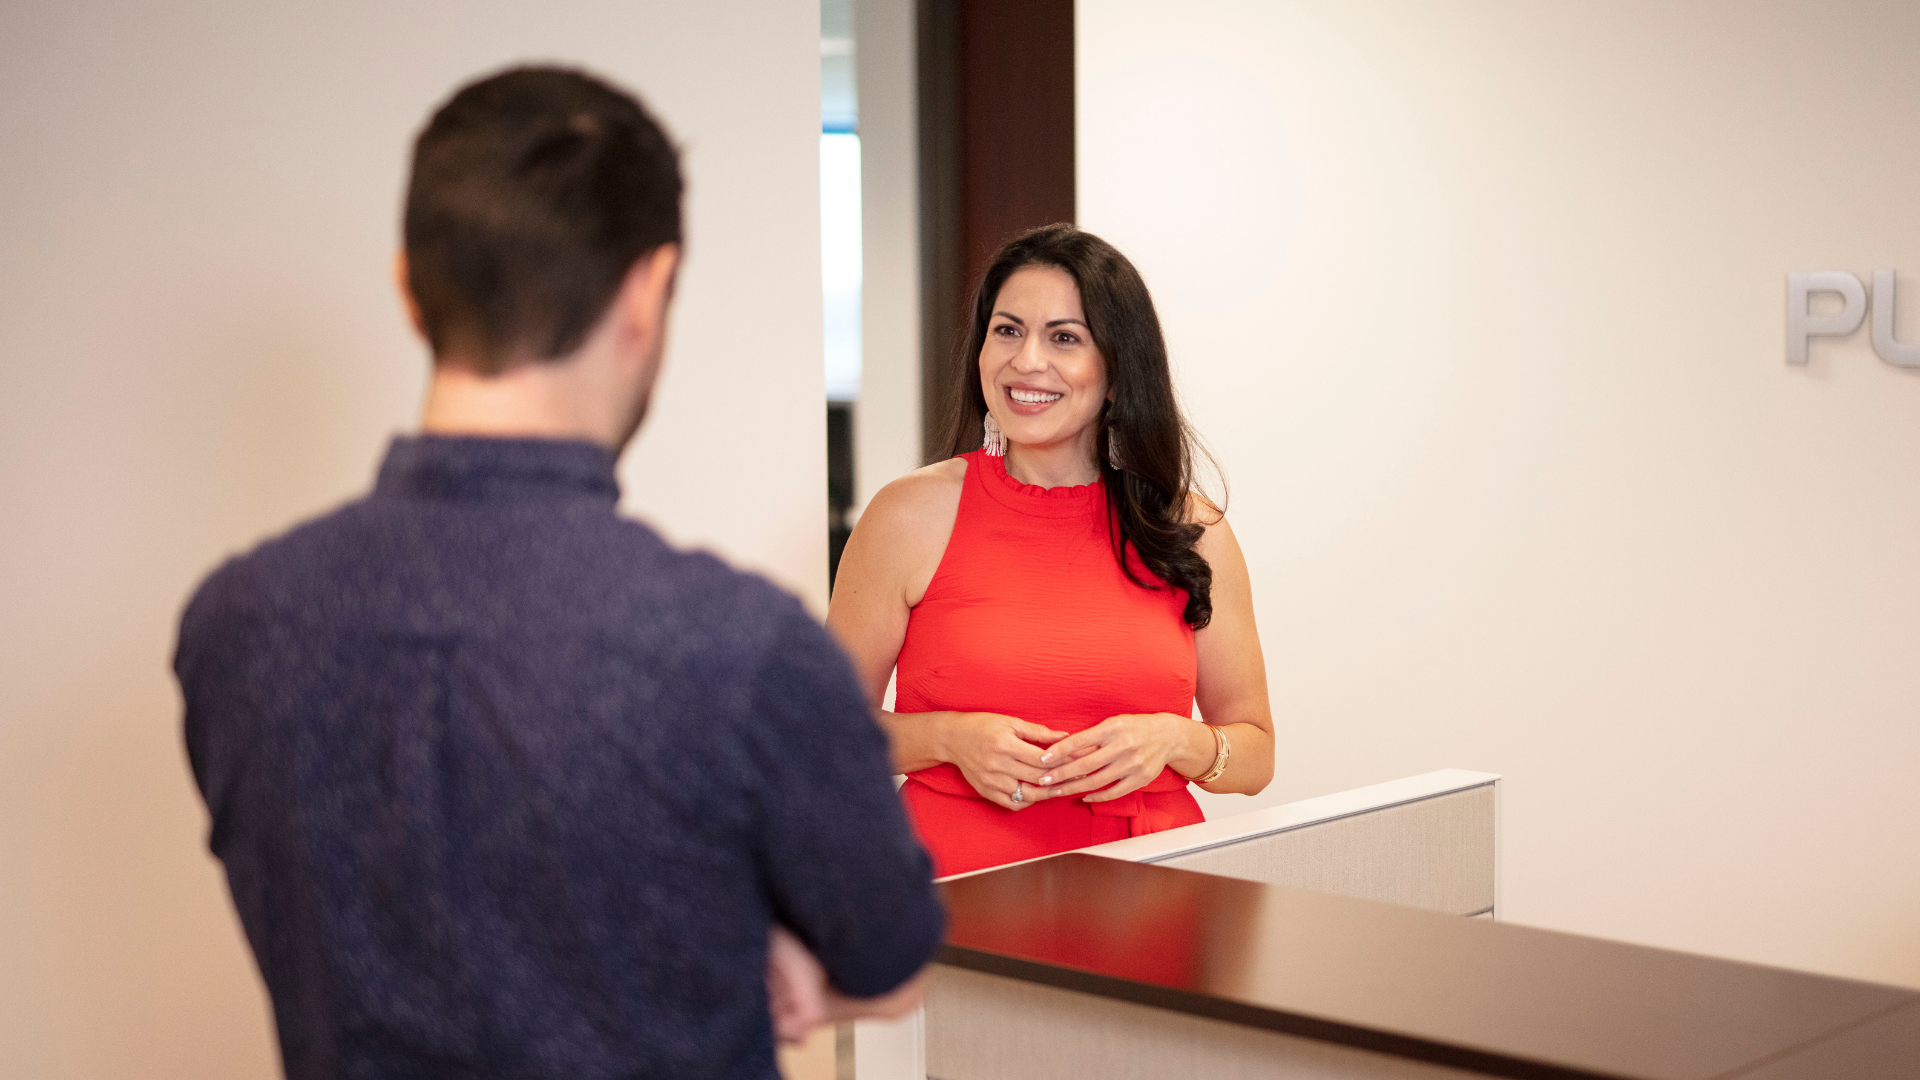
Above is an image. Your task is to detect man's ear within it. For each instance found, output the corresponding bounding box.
[620,243,682,352]
[393,251,428,340]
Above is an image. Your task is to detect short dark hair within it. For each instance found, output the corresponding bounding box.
[942,224,1221,629]
[403,66,683,373]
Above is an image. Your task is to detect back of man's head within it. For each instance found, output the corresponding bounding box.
[404,66,682,374]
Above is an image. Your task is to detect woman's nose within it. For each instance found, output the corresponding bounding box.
[1011,337,1047,372]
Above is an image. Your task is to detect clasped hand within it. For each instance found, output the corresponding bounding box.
[947,711,1201,810]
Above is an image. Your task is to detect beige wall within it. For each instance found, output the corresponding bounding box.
[0,2,825,1077]
[1080,0,1920,988]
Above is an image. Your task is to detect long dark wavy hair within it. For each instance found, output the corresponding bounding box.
[939,223,1221,629]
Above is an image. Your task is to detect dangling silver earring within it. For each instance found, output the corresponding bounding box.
[1107,427,1124,471]
[982,413,1007,457]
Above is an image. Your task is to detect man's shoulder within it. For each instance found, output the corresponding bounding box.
[183,489,393,601]
[631,539,807,626]
[175,495,380,656]
[177,491,819,667]
[601,535,823,666]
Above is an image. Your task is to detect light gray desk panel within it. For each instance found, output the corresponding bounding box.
[927,966,1489,1080]
[1150,785,1496,915]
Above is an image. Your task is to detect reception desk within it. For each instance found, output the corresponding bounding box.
[929,855,1917,1079]
[850,770,1919,1079]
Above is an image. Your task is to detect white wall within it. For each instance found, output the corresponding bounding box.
[0,2,825,1077]
[854,0,922,508]
[1081,0,1920,988]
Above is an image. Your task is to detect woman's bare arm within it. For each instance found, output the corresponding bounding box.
[824,462,965,694]
[826,460,963,771]
[1189,504,1275,795]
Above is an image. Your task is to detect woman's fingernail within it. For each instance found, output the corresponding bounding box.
[1040,775,1053,785]
[1041,752,1053,763]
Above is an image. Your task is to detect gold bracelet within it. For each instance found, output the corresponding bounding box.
[1189,724,1231,785]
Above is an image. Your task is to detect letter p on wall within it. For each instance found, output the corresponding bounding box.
[1786,271,1865,366]
[1787,270,1920,368]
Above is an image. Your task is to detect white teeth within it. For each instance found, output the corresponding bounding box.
[1010,389,1063,404]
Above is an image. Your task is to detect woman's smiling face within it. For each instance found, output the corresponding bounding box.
[979,264,1108,457]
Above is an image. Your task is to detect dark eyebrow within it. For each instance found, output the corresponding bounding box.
[990,312,1088,330]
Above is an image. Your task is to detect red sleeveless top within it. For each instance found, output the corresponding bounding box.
[896,450,1204,876]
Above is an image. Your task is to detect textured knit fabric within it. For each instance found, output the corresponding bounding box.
[894,450,1203,877]
[176,435,942,1080]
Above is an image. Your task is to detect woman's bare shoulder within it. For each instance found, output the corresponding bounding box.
[1184,490,1242,564]
[1184,490,1227,528]
[837,458,969,610]
[862,457,967,538]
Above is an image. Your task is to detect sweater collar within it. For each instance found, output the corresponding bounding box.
[375,435,620,503]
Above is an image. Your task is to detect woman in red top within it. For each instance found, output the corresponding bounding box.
[828,225,1274,878]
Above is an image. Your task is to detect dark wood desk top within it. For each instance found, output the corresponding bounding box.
[1729,997,1920,1080]
[937,854,1918,1080]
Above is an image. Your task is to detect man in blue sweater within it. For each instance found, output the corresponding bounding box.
[175,66,942,1080]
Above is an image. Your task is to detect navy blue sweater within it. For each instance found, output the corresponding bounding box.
[176,436,942,1080]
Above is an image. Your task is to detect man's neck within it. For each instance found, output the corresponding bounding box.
[419,361,620,450]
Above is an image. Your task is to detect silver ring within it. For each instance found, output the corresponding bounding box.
[1011,782,1024,805]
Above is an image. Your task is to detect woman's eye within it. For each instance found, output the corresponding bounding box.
[1053,332,1079,345]
[993,324,1019,337]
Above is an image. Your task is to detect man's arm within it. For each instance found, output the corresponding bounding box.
[743,600,945,1004]
[766,926,924,1045]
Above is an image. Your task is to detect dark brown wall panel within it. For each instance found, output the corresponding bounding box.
[918,0,1075,462]
[956,0,1076,280]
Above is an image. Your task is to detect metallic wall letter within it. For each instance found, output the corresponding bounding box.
[1870,270,1920,368]
[1786,271,1866,366]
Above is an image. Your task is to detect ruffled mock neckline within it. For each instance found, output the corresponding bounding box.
[980,449,1105,501]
